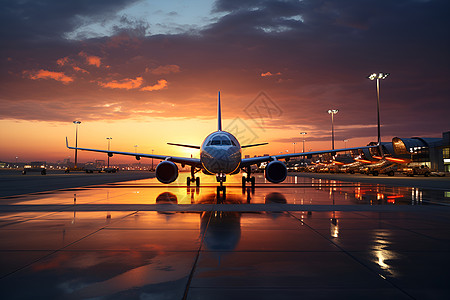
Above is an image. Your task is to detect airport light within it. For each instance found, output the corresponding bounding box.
[152,149,154,171]
[300,132,307,153]
[73,120,81,169]
[367,72,389,145]
[106,137,112,168]
[327,110,339,150]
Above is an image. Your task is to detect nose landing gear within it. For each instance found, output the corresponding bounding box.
[216,173,226,200]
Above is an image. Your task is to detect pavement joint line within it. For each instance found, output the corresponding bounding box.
[182,209,211,300]
[0,204,448,212]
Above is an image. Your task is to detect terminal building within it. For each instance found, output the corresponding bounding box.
[363,131,450,172]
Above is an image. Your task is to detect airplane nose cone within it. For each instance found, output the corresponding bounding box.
[201,147,241,174]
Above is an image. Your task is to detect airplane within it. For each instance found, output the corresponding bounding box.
[66,92,378,195]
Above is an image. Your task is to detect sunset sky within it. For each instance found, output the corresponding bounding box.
[1,0,449,163]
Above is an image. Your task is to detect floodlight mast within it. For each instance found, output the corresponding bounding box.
[300,132,307,153]
[106,137,112,168]
[367,72,389,146]
[327,109,338,150]
[73,121,81,169]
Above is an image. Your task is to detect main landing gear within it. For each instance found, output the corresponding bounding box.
[186,167,200,187]
[242,166,256,189]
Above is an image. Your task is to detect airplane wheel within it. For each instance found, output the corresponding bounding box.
[22,171,26,175]
[242,176,246,188]
[186,177,191,187]
[196,177,200,187]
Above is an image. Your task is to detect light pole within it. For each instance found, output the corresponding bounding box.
[293,142,296,153]
[106,137,112,168]
[367,72,389,145]
[343,139,349,155]
[134,145,139,168]
[73,120,81,169]
[152,149,154,171]
[300,132,307,153]
[327,110,338,150]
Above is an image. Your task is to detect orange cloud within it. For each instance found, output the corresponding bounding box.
[79,51,101,67]
[72,66,89,73]
[27,69,74,84]
[148,65,181,75]
[140,79,168,91]
[261,71,281,77]
[98,77,143,90]
[56,57,69,66]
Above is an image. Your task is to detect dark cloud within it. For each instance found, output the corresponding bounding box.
[0,0,449,140]
[0,0,141,42]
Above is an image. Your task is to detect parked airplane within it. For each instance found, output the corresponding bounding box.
[66,92,377,194]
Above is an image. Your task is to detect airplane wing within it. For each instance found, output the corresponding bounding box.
[66,137,201,167]
[240,145,379,167]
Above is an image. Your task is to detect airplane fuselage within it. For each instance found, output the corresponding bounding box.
[200,131,241,174]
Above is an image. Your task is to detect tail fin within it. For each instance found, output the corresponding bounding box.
[217,91,222,131]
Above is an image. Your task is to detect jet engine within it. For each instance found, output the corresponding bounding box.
[155,161,179,183]
[264,160,287,183]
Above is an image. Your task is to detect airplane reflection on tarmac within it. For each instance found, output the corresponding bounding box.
[145,181,431,252]
[153,191,291,251]
[153,191,340,253]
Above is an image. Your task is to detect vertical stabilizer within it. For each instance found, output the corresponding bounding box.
[217,91,222,131]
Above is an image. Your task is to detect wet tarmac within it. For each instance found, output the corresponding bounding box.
[0,173,449,299]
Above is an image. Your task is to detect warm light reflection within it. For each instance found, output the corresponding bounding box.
[371,231,398,277]
[411,187,423,204]
[330,218,339,238]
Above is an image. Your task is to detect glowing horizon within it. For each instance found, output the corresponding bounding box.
[1,0,448,163]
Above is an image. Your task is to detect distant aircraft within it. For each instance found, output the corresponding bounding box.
[66,92,377,194]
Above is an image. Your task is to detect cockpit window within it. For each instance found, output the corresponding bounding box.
[211,137,221,145]
[207,135,234,146]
